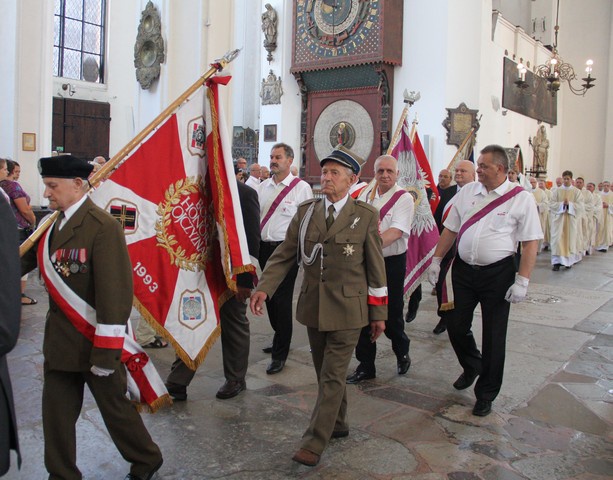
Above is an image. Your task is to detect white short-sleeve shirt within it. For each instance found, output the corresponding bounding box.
[258,174,313,242]
[444,179,543,265]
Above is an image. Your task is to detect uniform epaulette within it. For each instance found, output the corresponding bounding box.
[300,197,321,208]
[354,199,378,214]
[89,205,112,224]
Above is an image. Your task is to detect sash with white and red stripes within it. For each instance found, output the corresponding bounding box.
[379,190,408,220]
[260,177,302,229]
[441,185,524,310]
[37,227,170,412]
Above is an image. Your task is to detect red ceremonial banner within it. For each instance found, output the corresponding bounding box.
[91,79,253,370]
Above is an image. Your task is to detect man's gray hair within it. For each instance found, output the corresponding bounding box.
[480,145,509,172]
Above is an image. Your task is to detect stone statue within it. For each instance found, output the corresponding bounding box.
[262,4,278,62]
[531,125,549,172]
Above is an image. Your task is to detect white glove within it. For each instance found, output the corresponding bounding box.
[427,257,442,286]
[505,275,529,303]
[91,365,115,377]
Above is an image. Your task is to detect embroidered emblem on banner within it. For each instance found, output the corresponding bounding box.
[107,199,139,233]
[187,116,206,157]
[155,176,213,271]
[179,289,206,330]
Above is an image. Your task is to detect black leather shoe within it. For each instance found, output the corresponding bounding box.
[331,429,349,439]
[165,382,187,401]
[433,319,447,334]
[453,371,478,390]
[266,359,285,374]
[216,379,246,399]
[346,369,375,384]
[405,310,417,323]
[262,344,273,353]
[125,459,163,480]
[397,355,411,375]
[472,399,492,416]
[552,264,561,271]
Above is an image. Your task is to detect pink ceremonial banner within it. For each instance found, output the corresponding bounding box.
[391,119,440,296]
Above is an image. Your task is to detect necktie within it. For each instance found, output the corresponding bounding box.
[326,205,335,230]
[53,211,65,236]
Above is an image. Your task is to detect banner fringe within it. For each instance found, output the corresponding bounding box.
[133,297,222,371]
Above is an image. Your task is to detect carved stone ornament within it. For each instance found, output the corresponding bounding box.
[442,102,480,147]
[260,70,283,105]
[134,1,165,90]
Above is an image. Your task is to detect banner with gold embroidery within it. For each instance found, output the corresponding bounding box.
[91,77,254,369]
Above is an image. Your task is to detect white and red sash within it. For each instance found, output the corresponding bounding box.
[38,227,170,412]
[378,190,408,220]
[260,177,302,229]
[441,185,524,310]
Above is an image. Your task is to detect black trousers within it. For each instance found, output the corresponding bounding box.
[355,253,410,374]
[167,295,250,386]
[259,241,299,361]
[448,255,516,401]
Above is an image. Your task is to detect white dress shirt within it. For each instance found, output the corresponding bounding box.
[58,195,88,230]
[258,174,313,242]
[360,185,414,257]
[444,179,543,265]
[245,176,261,190]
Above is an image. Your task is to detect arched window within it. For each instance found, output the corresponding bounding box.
[53,0,106,83]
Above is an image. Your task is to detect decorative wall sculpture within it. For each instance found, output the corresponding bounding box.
[260,70,283,105]
[134,1,165,90]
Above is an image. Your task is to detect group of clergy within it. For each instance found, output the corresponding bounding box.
[521,173,613,270]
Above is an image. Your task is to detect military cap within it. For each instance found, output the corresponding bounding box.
[320,145,365,175]
[38,155,93,179]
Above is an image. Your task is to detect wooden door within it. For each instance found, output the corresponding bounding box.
[52,98,111,160]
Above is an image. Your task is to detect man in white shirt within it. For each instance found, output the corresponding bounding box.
[245,163,262,189]
[257,143,313,374]
[346,155,414,383]
[428,145,542,417]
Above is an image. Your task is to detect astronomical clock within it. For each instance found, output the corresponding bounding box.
[291,0,403,183]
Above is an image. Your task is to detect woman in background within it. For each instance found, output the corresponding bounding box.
[0,160,37,305]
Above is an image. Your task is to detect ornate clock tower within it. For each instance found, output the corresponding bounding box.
[291,0,403,183]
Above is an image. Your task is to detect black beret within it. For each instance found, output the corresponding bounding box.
[320,145,365,175]
[38,155,93,179]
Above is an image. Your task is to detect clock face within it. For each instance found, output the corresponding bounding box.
[297,0,379,58]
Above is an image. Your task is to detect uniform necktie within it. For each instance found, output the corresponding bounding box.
[52,211,65,237]
[326,205,335,230]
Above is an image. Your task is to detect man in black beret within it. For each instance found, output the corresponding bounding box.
[22,155,163,480]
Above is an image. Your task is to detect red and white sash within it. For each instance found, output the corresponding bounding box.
[260,177,302,229]
[441,185,524,310]
[38,227,170,412]
[378,190,408,220]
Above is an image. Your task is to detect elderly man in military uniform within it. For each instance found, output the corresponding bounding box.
[250,146,388,467]
[22,155,162,480]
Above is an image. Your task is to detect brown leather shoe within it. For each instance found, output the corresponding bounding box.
[292,448,320,466]
[216,379,246,399]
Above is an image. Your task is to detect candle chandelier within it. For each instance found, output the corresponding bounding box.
[516,0,596,97]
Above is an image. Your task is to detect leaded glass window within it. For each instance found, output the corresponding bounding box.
[53,0,106,83]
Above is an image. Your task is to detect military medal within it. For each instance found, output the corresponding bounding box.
[343,244,355,257]
[78,248,88,273]
[69,262,79,274]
